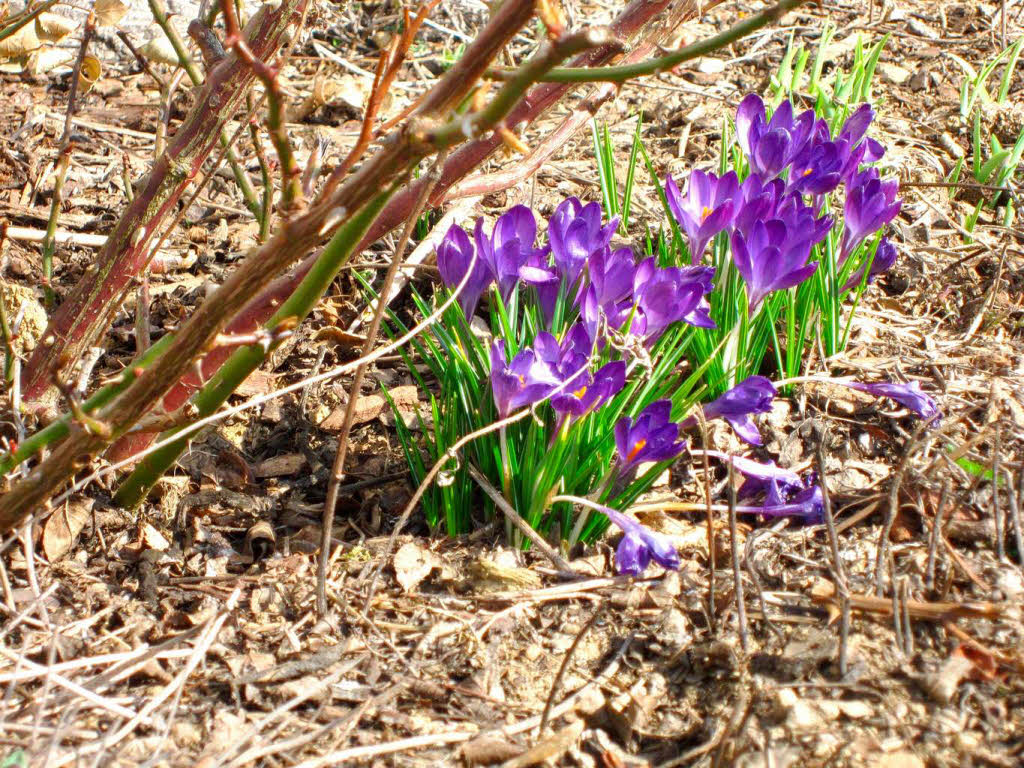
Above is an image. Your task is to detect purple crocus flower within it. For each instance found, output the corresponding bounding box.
[788,133,845,197]
[548,197,618,286]
[731,220,818,312]
[579,246,637,333]
[436,223,493,319]
[690,375,776,445]
[601,505,680,576]
[839,167,901,262]
[519,249,560,323]
[631,258,716,342]
[665,170,739,262]
[489,337,561,418]
[474,205,538,298]
[736,94,814,179]
[702,450,804,506]
[732,175,786,236]
[615,400,687,473]
[551,360,626,418]
[842,237,897,292]
[842,379,939,421]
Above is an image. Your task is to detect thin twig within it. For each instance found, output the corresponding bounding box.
[471,466,574,574]
[41,11,95,307]
[726,461,748,652]
[317,150,447,615]
[925,480,950,590]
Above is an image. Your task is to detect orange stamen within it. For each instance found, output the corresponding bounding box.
[701,205,713,222]
[627,438,647,462]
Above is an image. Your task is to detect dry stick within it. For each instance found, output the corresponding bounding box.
[991,427,1005,560]
[925,479,950,590]
[694,409,716,629]
[317,151,448,616]
[48,590,241,768]
[323,0,440,195]
[815,438,850,677]
[469,465,574,574]
[40,11,95,308]
[726,461,748,652]
[1005,464,1024,565]
[539,603,604,734]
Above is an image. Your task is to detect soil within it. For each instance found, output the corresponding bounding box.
[0,0,1022,766]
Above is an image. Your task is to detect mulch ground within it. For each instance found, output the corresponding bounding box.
[0,0,1022,766]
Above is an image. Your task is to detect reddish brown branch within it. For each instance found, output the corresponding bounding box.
[20,0,307,404]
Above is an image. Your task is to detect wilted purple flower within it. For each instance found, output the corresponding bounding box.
[601,505,680,576]
[436,223,493,319]
[842,237,898,292]
[519,249,560,323]
[665,170,739,262]
[631,258,716,342]
[702,450,804,506]
[551,361,626,418]
[736,94,814,179]
[489,337,561,418]
[474,205,538,298]
[691,375,776,445]
[842,379,939,421]
[731,220,818,311]
[548,197,618,286]
[753,483,824,524]
[615,400,687,473]
[840,167,901,262]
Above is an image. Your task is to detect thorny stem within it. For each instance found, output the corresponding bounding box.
[0,224,14,381]
[41,12,95,308]
[221,0,303,211]
[148,0,261,218]
[21,0,304,403]
[112,187,398,508]
[317,151,448,616]
[488,0,810,84]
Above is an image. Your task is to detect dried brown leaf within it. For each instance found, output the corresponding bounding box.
[41,498,93,560]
